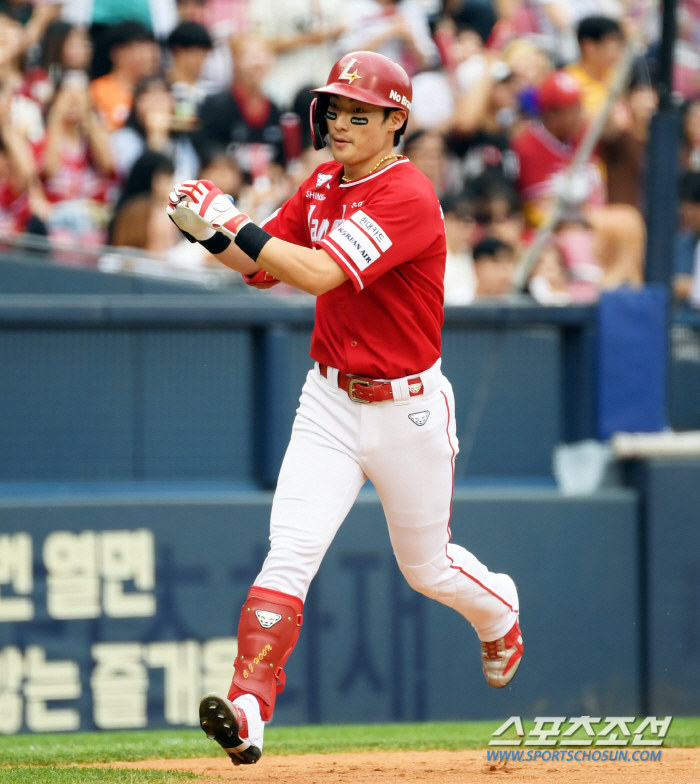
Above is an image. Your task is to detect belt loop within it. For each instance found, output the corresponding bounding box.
[390,377,411,406]
[327,366,340,394]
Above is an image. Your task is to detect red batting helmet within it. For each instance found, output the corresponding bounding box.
[309,51,413,151]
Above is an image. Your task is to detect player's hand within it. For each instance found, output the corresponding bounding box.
[166,183,215,242]
[170,179,251,241]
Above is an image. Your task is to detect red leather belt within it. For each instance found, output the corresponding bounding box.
[319,364,424,404]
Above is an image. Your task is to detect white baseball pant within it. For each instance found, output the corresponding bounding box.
[254,359,519,642]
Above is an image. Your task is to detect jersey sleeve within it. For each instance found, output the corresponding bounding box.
[318,177,442,292]
[240,185,310,289]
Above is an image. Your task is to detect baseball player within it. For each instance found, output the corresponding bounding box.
[167,51,523,766]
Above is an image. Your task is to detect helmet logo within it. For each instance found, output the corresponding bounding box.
[338,58,361,84]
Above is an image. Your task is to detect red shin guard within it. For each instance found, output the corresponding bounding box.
[227,586,303,721]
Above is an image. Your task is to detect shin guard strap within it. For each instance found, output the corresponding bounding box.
[228,586,303,721]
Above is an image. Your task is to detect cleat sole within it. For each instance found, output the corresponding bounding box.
[198,693,261,766]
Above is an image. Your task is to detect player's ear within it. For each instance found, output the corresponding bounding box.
[387,109,408,133]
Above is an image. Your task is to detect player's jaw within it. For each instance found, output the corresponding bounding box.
[326,96,395,174]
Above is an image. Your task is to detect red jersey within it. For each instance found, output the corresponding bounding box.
[0,182,32,235]
[512,121,605,226]
[42,138,113,204]
[246,158,446,379]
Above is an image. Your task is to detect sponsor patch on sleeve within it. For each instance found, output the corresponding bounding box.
[328,220,381,271]
[350,210,392,251]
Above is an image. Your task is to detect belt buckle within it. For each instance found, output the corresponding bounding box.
[348,377,373,403]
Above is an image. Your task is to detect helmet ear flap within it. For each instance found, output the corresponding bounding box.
[310,95,329,151]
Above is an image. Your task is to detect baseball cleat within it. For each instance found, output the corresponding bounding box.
[199,693,261,766]
[481,619,523,688]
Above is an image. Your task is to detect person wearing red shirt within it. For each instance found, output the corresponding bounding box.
[512,69,644,288]
[168,51,523,766]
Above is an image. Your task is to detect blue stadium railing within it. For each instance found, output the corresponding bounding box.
[0,293,596,486]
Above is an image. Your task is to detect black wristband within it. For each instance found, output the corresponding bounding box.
[200,232,232,254]
[234,222,273,261]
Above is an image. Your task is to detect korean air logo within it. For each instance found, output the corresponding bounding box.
[337,227,373,266]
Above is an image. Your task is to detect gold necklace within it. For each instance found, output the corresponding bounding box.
[341,154,404,183]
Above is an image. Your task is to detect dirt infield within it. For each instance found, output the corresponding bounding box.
[100,747,700,783]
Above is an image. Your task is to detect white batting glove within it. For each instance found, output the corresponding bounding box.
[166,184,215,242]
[169,179,252,241]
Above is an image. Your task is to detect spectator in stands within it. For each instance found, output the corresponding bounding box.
[110,75,199,183]
[42,71,114,245]
[403,129,456,200]
[553,212,603,301]
[174,0,207,26]
[511,0,577,65]
[675,171,700,305]
[473,237,517,299]
[175,0,241,92]
[450,3,495,54]
[89,22,159,132]
[166,21,214,129]
[528,241,572,305]
[194,35,285,183]
[37,22,92,100]
[336,0,438,77]
[450,56,521,185]
[111,150,181,256]
[62,0,176,79]
[472,175,526,253]
[449,5,493,89]
[410,5,493,133]
[0,0,60,52]
[566,15,625,120]
[0,13,45,152]
[442,193,477,305]
[502,38,552,117]
[681,98,700,173]
[248,0,344,110]
[198,147,245,199]
[674,0,700,99]
[0,88,46,236]
[410,62,455,132]
[512,69,644,287]
[599,65,657,208]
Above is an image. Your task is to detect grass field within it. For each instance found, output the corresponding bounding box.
[2,718,699,783]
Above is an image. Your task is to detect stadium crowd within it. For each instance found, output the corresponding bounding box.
[0,0,699,305]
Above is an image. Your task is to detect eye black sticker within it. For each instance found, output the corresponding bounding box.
[351,117,369,125]
[325,110,337,120]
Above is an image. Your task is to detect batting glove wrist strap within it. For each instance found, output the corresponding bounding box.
[235,222,273,262]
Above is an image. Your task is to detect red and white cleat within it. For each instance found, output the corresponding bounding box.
[481,619,523,688]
